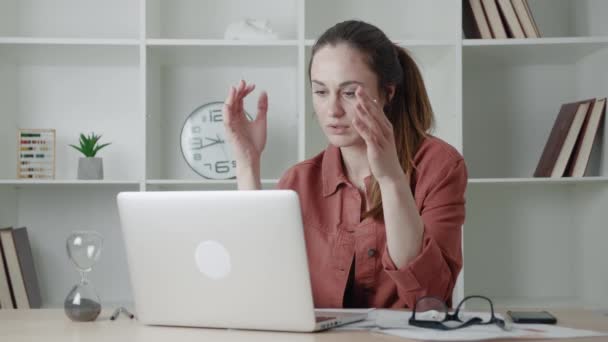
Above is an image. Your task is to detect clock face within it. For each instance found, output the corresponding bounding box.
[180,102,248,179]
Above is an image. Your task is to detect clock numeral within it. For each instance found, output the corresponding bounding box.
[193,153,201,161]
[209,109,223,123]
[215,160,230,174]
[190,137,203,150]
[232,160,236,168]
[204,163,212,171]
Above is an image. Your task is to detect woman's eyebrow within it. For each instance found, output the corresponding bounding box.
[311,80,363,87]
[339,80,363,87]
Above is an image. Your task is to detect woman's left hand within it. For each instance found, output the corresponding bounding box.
[352,86,405,185]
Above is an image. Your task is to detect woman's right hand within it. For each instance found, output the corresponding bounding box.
[223,80,268,169]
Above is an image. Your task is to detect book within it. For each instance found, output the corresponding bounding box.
[566,98,607,177]
[481,0,508,39]
[511,0,541,38]
[463,0,493,39]
[534,100,593,178]
[0,227,42,309]
[496,0,525,38]
[0,227,16,309]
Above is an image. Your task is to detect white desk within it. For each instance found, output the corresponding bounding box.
[1,308,607,342]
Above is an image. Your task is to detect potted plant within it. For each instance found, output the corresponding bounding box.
[70,133,111,180]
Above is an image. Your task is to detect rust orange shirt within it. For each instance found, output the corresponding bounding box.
[277,136,467,309]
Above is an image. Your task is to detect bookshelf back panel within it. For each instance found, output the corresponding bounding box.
[0,187,17,227]
[0,58,18,179]
[305,0,459,41]
[464,184,580,302]
[146,46,298,180]
[573,184,608,309]
[0,45,142,181]
[15,186,138,307]
[0,0,139,38]
[0,0,17,36]
[146,0,298,40]
[529,0,608,37]
[573,0,608,37]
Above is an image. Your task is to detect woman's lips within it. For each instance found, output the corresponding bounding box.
[327,124,350,134]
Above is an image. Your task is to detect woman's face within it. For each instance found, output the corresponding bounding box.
[310,43,385,148]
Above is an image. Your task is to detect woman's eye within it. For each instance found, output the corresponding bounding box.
[313,90,327,96]
[343,91,356,98]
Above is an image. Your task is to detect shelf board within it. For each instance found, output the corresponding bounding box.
[0,37,140,46]
[146,39,299,47]
[463,36,608,46]
[468,177,608,185]
[464,36,608,65]
[305,39,458,47]
[0,180,140,186]
[146,179,279,185]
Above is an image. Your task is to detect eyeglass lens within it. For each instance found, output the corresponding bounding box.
[457,296,494,324]
[414,297,449,321]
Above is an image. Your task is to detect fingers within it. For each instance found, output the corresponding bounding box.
[223,86,237,124]
[224,80,259,124]
[352,115,372,143]
[243,83,256,97]
[354,90,384,146]
[256,91,268,123]
[234,80,247,115]
[353,102,383,147]
[355,86,392,134]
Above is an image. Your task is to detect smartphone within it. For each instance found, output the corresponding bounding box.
[507,310,557,324]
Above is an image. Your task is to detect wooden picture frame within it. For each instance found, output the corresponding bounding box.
[17,129,56,179]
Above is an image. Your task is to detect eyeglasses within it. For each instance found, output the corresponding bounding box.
[409,295,507,331]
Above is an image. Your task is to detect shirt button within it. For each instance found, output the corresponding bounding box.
[367,248,377,257]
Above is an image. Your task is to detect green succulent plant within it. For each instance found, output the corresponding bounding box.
[69,132,111,157]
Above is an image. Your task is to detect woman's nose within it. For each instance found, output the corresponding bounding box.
[327,96,345,118]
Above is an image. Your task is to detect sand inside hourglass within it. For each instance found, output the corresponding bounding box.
[64,296,102,322]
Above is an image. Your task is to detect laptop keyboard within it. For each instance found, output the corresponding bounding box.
[315,316,337,323]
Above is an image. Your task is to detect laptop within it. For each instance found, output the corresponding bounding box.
[116,190,367,332]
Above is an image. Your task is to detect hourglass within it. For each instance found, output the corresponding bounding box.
[64,231,103,322]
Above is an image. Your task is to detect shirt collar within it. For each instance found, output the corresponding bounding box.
[321,144,349,197]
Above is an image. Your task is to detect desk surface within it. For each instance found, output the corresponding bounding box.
[1,308,607,342]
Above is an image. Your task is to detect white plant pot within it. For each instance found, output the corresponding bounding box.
[78,157,104,180]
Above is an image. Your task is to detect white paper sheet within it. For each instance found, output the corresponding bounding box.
[330,309,608,341]
[375,323,607,341]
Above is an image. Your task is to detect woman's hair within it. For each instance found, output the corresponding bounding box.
[308,20,435,220]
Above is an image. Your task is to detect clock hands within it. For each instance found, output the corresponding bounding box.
[205,136,224,144]
[216,133,230,160]
[190,136,226,150]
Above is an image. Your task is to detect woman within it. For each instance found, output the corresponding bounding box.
[222,20,467,309]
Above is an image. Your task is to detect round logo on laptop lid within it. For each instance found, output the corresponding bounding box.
[195,240,231,279]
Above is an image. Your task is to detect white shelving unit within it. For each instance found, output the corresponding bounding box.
[0,0,607,310]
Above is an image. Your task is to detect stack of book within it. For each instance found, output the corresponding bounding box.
[534,98,607,178]
[0,226,42,309]
[463,0,541,39]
